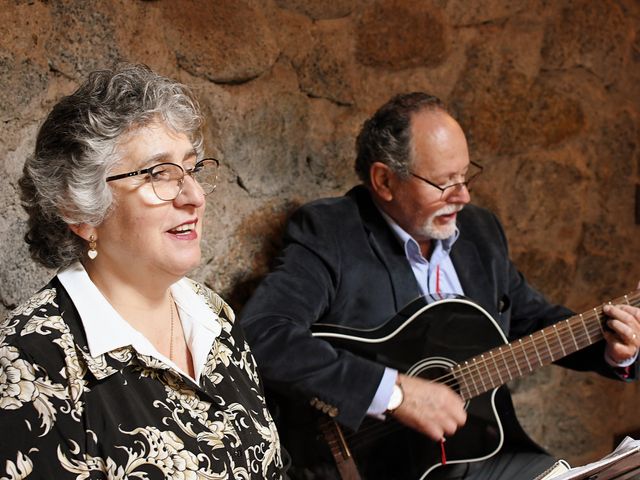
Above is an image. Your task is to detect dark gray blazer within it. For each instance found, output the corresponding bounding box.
[241,185,632,434]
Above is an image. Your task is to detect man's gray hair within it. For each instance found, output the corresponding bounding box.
[20,63,204,268]
[354,92,447,185]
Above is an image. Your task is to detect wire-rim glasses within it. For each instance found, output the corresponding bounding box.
[409,160,483,200]
[106,158,219,201]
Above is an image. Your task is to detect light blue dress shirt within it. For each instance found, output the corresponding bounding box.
[367,209,464,416]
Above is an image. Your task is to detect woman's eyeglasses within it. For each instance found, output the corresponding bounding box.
[106,158,219,201]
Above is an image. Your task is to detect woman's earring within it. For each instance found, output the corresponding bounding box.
[88,235,98,260]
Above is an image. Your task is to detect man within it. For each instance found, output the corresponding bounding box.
[240,93,640,479]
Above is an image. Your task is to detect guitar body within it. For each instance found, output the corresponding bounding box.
[310,289,640,479]
[313,296,519,480]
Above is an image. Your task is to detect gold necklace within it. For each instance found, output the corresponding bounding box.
[169,294,175,361]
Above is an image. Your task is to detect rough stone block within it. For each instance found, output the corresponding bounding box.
[356,0,450,70]
[159,0,280,84]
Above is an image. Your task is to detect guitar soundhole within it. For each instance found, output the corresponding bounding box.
[406,357,467,408]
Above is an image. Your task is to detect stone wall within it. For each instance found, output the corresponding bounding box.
[2,0,639,467]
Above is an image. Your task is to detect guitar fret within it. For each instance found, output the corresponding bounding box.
[475,357,488,392]
[452,367,462,397]
[566,319,579,351]
[530,334,543,366]
[481,354,494,390]
[509,346,522,376]
[579,313,592,344]
[553,324,567,356]
[498,347,513,380]
[519,339,532,372]
[490,351,504,385]
[594,308,605,335]
[541,329,554,361]
[595,308,605,333]
[465,361,479,397]
[457,367,471,400]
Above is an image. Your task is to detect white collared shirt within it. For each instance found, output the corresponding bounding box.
[57,262,222,385]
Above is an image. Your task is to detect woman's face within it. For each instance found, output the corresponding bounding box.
[89,121,206,286]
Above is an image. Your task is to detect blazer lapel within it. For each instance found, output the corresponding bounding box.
[451,235,498,320]
[349,186,422,312]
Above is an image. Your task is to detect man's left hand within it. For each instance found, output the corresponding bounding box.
[603,301,640,364]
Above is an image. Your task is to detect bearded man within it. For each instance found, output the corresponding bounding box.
[240,92,640,480]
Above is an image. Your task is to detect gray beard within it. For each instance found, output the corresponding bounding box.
[420,204,463,240]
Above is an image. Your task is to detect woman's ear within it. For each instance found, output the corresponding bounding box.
[68,223,96,242]
[369,162,395,202]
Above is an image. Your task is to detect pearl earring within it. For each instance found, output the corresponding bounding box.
[88,235,98,260]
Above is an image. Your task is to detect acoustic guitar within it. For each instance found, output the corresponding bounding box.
[311,291,640,480]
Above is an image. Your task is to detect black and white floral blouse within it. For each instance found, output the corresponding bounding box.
[0,272,286,479]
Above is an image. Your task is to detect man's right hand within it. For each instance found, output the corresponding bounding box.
[388,373,467,441]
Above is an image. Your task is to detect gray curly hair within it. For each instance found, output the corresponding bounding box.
[354,92,447,185]
[20,64,204,269]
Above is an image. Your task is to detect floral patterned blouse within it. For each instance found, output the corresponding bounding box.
[0,276,286,479]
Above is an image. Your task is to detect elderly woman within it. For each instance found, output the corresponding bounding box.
[0,64,287,479]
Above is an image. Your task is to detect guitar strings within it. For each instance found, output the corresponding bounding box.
[338,292,639,446]
[437,292,639,399]
[443,319,604,398]
[344,318,608,446]
[461,294,637,384]
[340,318,606,447]
[443,314,603,394]
[449,318,599,383]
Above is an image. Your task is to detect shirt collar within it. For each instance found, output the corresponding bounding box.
[57,262,142,357]
[376,205,460,259]
[57,262,222,382]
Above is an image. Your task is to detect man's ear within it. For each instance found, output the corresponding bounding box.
[369,162,395,202]
[68,223,96,242]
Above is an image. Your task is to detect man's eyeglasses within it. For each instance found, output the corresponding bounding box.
[106,158,219,201]
[409,160,483,200]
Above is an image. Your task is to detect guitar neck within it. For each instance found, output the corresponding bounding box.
[452,291,640,401]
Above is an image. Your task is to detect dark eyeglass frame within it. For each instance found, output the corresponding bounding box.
[106,157,219,201]
[409,160,483,199]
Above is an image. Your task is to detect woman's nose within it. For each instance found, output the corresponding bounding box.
[174,174,205,206]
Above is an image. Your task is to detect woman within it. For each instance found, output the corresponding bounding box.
[0,64,287,479]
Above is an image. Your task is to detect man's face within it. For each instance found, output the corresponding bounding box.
[382,109,472,247]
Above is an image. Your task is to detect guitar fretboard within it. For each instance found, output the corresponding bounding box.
[451,291,640,401]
